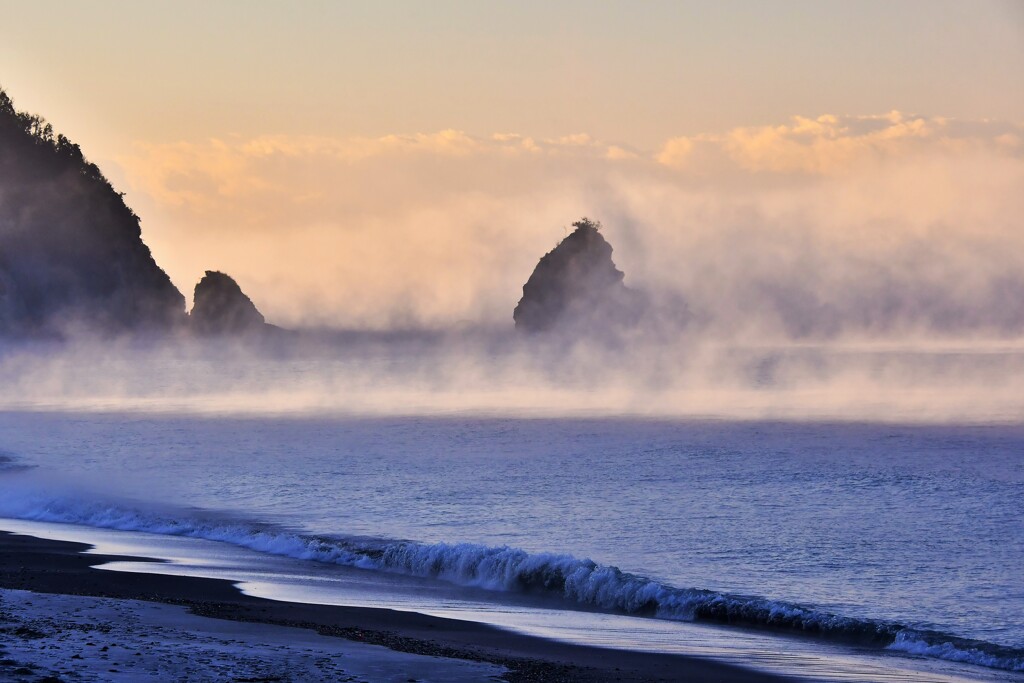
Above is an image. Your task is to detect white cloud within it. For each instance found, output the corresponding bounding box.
[656,112,1023,174]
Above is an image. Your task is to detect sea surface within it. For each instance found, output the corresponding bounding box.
[1,410,1022,680]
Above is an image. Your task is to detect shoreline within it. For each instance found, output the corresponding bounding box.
[0,530,792,682]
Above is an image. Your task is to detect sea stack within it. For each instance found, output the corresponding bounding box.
[514,218,640,333]
[0,88,185,337]
[189,271,268,335]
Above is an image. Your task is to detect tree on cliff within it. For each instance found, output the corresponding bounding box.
[0,87,185,337]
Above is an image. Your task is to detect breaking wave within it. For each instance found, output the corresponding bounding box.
[0,491,1021,672]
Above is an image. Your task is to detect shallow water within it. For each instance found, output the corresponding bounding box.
[0,411,1022,677]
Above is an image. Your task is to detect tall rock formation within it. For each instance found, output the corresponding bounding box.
[0,88,185,336]
[514,218,641,333]
[189,271,269,335]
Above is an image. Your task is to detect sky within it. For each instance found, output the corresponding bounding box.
[1,1,1023,332]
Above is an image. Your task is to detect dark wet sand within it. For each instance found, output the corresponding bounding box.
[0,530,793,682]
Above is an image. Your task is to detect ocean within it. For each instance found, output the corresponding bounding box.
[1,406,1022,681]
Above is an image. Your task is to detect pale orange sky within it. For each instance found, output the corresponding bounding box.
[3,1,1022,154]
[2,1,1023,332]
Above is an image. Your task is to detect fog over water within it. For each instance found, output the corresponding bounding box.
[120,113,1024,336]
[1,112,1018,421]
[0,332,1021,423]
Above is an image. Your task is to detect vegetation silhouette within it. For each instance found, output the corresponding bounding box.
[0,87,184,337]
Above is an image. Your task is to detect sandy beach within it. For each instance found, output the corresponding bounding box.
[0,531,792,682]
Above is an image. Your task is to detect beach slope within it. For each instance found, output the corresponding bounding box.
[0,531,791,682]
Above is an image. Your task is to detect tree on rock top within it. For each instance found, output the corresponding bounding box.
[189,271,267,335]
[514,218,640,333]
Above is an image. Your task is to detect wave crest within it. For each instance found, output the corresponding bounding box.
[0,493,1021,672]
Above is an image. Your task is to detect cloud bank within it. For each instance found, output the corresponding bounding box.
[117,113,1024,338]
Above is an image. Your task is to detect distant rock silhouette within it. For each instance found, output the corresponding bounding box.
[0,87,185,337]
[189,271,269,335]
[514,218,642,333]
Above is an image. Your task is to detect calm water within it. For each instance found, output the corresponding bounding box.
[1,412,1022,674]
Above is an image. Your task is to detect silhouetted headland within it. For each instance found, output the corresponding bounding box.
[0,87,185,338]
